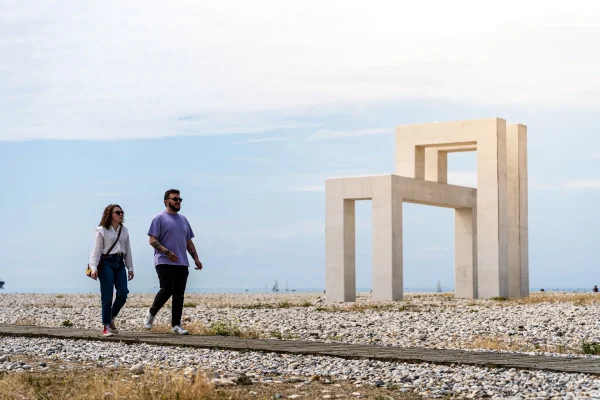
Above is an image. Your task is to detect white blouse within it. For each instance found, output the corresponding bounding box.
[88,225,134,272]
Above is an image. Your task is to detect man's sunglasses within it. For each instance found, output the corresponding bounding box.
[168,197,183,202]
[113,211,125,216]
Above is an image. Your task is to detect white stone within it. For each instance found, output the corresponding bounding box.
[129,363,144,374]
[212,378,236,387]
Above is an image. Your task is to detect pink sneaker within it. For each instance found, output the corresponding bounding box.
[103,325,116,336]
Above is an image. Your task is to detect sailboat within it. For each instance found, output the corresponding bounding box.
[0,278,4,289]
[285,280,289,292]
[272,280,279,292]
[436,280,442,293]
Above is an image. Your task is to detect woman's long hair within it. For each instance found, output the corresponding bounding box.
[99,204,125,229]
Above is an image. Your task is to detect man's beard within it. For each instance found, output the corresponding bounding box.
[168,203,180,213]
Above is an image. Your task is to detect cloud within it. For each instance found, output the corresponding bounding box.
[423,246,451,253]
[307,129,392,141]
[233,136,300,145]
[569,180,600,188]
[534,179,600,190]
[93,180,122,185]
[411,245,453,261]
[574,152,600,159]
[447,172,477,188]
[214,220,323,240]
[445,173,600,191]
[87,193,121,197]
[2,0,600,141]
[287,185,325,192]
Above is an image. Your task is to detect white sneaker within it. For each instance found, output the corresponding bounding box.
[144,311,155,330]
[172,325,189,335]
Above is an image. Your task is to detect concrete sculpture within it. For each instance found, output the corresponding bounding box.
[325,118,528,302]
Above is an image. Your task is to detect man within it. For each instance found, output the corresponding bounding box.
[143,189,203,334]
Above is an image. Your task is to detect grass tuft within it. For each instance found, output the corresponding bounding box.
[269,330,299,340]
[462,335,573,354]
[491,292,600,306]
[232,300,312,309]
[210,319,242,337]
[15,317,36,326]
[151,319,260,339]
[582,340,600,355]
[0,368,239,400]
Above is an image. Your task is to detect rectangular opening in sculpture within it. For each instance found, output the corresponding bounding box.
[402,203,454,292]
[447,152,477,188]
[354,200,373,293]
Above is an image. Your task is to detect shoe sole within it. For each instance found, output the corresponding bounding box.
[103,333,114,337]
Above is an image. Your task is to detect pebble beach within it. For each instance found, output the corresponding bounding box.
[2,291,600,399]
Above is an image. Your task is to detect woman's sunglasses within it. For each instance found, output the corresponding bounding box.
[113,211,125,216]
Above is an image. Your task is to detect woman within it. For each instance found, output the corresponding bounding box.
[89,204,134,336]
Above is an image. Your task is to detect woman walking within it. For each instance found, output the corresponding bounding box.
[88,204,134,336]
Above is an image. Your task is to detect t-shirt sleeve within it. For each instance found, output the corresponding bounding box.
[185,217,194,241]
[148,216,161,238]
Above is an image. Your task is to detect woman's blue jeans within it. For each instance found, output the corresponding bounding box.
[98,254,129,326]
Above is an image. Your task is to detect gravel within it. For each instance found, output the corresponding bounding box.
[1,336,600,398]
[3,292,600,398]
[2,292,600,358]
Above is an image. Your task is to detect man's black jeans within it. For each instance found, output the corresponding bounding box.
[149,264,189,326]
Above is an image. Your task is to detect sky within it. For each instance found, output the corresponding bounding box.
[1,1,600,293]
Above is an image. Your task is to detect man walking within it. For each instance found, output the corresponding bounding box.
[144,189,203,334]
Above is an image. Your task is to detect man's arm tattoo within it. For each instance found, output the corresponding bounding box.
[151,238,170,254]
[186,240,198,259]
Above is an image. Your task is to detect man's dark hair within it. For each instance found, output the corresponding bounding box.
[164,189,180,200]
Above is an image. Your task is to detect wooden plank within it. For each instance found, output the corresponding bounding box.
[1,324,599,375]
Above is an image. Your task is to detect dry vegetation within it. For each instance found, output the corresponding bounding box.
[6,291,600,311]
[14,317,36,326]
[0,362,424,400]
[151,319,261,338]
[460,335,572,354]
[0,369,243,400]
[502,292,600,306]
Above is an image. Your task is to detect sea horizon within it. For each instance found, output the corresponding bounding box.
[0,286,596,294]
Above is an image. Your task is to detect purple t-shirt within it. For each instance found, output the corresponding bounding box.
[148,211,195,266]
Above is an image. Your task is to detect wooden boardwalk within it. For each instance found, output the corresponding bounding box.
[1,324,599,375]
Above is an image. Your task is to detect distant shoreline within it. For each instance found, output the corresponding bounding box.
[0,286,595,294]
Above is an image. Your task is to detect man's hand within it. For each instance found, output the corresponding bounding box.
[166,250,179,262]
[128,271,134,281]
[150,235,177,261]
[91,271,98,280]
[187,239,202,270]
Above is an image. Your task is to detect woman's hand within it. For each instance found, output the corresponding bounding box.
[91,271,98,280]
[128,271,134,281]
